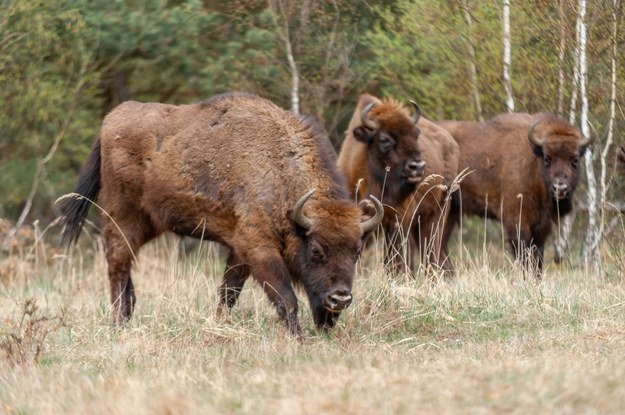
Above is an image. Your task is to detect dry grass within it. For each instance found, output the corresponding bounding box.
[1,225,625,415]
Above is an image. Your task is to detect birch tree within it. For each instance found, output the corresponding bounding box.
[578,0,600,265]
[556,0,568,117]
[269,0,300,115]
[460,0,484,121]
[593,0,622,254]
[502,0,514,112]
[554,5,581,264]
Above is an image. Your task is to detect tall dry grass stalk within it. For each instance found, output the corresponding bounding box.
[1,220,624,414]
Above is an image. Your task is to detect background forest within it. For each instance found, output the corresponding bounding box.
[1,0,623,262]
[2,2,625,413]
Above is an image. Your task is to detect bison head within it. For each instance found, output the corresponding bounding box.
[289,190,383,329]
[528,115,594,212]
[352,100,425,202]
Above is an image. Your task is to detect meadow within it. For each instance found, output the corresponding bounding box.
[1,219,624,415]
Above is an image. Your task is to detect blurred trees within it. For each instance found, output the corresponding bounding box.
[0,0,623,260]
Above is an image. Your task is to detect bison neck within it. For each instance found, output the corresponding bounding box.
[369,169,415,203]
[551,197,573,218]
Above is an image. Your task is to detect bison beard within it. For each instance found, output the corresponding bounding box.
[58,92,383,336]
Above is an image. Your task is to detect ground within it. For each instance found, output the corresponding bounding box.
[1,222,624,415]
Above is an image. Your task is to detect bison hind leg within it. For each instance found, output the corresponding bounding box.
[103,214,157,324]
[218,251,250,313]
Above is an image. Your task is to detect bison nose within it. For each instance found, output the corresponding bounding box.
[405,160,426,182]
[324,289,352,312]
[552,182,569,199]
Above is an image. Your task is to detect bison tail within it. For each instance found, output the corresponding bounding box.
[58,138,102,246]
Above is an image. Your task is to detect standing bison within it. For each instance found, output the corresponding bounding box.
[438,113,594,276]
[59,92,383,336]
[337,94,459,275]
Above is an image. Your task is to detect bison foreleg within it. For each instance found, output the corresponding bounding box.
[218,251,250,312]
[509,234,544,278]
[248,251,301,336]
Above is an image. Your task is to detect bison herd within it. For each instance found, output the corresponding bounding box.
[59,91,601,336]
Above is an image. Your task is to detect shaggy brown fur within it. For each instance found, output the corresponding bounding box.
[438,113,593,276]
[59,92,382,336]
[337,94,460,275]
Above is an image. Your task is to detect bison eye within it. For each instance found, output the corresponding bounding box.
[571,157,579,169]
[544,156,551,167]
[311,245,325,262]
[378,134,395,154]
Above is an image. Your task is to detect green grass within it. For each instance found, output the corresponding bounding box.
[1,226,625,414]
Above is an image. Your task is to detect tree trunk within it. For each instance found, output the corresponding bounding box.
[556,0,567,117]
[502,0,515,112]
[593,0,621,254]
[578,0,600,266]
[554,4,580,264]
[460,0,484,121]
[269,0,300,115]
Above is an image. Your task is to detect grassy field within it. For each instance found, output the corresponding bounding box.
[1,221,624,415]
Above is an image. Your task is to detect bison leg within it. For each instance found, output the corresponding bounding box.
[103,216,156,324]
[218,251,250,312]
[438,210,457,276]
[508,227,543,278]
[247,250,301,336]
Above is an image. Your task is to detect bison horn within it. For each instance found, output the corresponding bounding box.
[410,100,421,125]
[291,189,316,230]
[360,195,384,234]
[360,102,378,130]
[528,119,544,148]
[580,121,597,148]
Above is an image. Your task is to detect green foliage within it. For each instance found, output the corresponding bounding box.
[0,0,623,224]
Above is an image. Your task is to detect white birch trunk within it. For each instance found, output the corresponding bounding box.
[554,5,581,263]
[556,0,567,116]
[269,0,300,115]
[578,0,600,265]
[569,11,581,123]
[461,0,484,121]
[593,0,620,253]
[502,0,515,112]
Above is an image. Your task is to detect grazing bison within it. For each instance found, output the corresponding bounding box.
[437,113,594,276]
[59,92,383,336]
[337,94,459,275]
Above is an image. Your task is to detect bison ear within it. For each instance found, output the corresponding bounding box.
[530,142,544,158]
[353,126,372,145]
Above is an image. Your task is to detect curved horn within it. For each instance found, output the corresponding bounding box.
[410,100,421,125]
[528,119,544,148]
[360,102,378,130]
[580,121,597,148]
[291,189,315,230]
[360,195,384,234]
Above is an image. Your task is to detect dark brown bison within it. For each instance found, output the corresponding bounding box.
[59,92,383,336]
[437,113,594,275]
[337,94,459,275]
